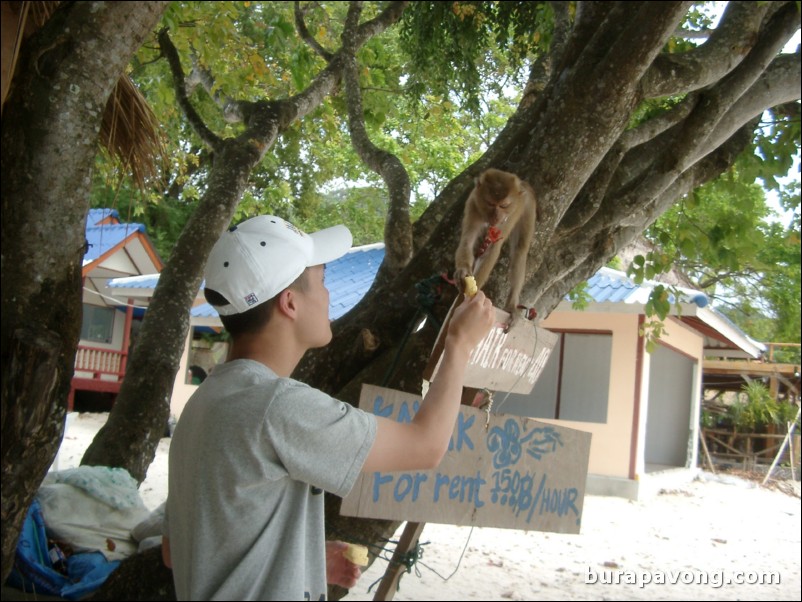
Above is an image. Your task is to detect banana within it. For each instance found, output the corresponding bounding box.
[343,543,369,566]
[463,275,478,297]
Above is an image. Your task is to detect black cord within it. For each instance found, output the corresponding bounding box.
[380,274,452,387]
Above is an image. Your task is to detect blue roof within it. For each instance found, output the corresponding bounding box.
[87,208,119,225]
[109,246,713,322]
[326,244,385,319]
[107,243,387,321]
[585,269,640,303]
[186,244,386,321]
[191,303,219,319]
[107,273,161,290]
[582,266,709,307]
[84,223,146,263]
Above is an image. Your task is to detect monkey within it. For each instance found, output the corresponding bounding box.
[454,168,538,320]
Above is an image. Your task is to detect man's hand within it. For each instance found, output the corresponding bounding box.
[326,540,362,589]
[446,290,495,352]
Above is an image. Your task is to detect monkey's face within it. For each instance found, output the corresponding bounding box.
[483,194,512,225]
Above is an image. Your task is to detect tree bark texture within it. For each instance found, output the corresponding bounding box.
[0,1,169,582]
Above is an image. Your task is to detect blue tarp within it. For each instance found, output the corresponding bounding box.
[6,499,120,599]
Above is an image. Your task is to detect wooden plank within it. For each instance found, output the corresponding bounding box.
[703,359,800,376]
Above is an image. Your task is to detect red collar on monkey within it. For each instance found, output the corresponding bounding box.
[475,224,504,258]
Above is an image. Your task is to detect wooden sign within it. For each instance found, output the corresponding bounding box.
[424,306,559,395]
[341,385,592,534]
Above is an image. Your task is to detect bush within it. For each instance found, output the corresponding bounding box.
[702,381,798,433]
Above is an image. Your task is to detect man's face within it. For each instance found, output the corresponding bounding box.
[295,265,333,349]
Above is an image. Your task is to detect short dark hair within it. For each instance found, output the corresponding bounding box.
[205,269,311,337]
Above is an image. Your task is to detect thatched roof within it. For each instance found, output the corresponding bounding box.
[1,1,165,189]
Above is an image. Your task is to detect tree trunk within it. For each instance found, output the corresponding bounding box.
[0,1,168,582]
[80,0,407,486]
[297,6,801,594]
[85,546,175,601]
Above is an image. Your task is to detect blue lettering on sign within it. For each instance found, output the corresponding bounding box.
[397,400,420,423]
[448,413,475,452]
[487,419,564,468]
[371,468,579,525]
[372,395,421,423]
[372,395,394,418]
[372,472,393,501]
[366,398,581,526]
[487,420,523,468]
[535,478,579,524]
[490,469,580,524]
[432,471,486,508]
[524,427,564,460]
[372,472,429,503]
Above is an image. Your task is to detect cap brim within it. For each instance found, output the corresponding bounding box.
[309,224,353,266]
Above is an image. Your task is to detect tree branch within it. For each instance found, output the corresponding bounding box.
[294,0,334,61]
[185,51,246,123]
[684,50,801,166]
[157,28,223,151]
[341,1,412,270]
[667,2,800,171]
[276,2,407,136]
[641,1,773,98]
[352,1,408,47]
[621,94,699,150]
[520,1,570,109]
[524,117,758,315]
[588,18,799,234]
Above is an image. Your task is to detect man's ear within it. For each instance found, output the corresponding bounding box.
[275,288,298,318]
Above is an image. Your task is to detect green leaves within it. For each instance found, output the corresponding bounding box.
[567,282,592,311]
[626,250,672,284]
[624,251,682,353]
[646,164,800,353]
[400,1,551,115]
[644,285,672,321]
[110,1,800,347]
[639,285,674,354]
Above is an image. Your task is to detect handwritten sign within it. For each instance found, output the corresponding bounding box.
[341,385,592,533]
[424,306,559,395]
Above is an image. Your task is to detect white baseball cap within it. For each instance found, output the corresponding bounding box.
[204,215,353,316]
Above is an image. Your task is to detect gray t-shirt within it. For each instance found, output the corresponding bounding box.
[165,359,377,600]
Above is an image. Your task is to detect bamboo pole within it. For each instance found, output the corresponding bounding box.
[762,407,801,485]
[699,429,716,474]
[372,522,426,601]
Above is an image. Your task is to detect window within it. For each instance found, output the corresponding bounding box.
[558,333,612,423]
[492,332,612,424]
[80,305,115,344]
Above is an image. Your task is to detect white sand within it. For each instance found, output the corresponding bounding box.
[52,412,801,601]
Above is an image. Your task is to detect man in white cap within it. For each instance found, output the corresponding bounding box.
[163,215,494,600]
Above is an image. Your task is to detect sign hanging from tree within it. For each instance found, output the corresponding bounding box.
[341,384,592,534]
[424,307,560,395]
